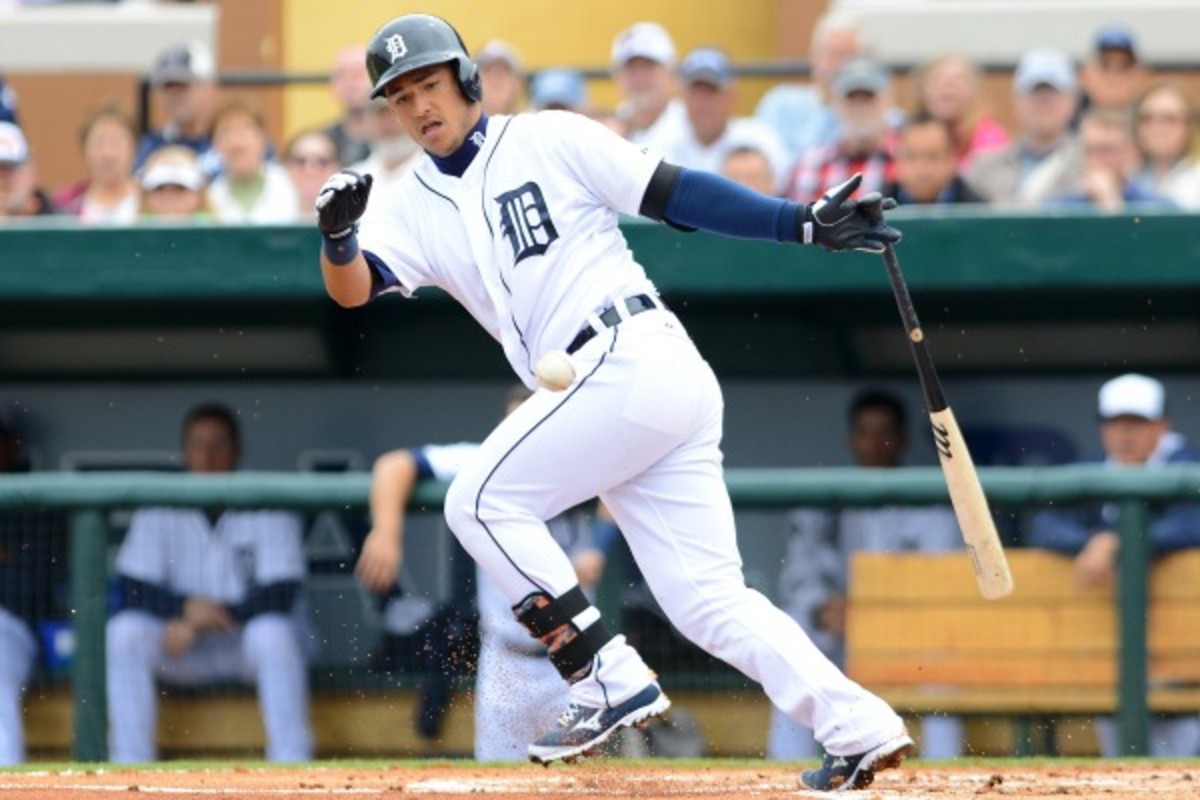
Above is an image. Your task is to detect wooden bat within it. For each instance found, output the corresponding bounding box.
[875,238,1014,600]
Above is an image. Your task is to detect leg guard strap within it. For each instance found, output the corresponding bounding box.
[514,586,590,638]
[514,586,615,681]
[548,617,613,679]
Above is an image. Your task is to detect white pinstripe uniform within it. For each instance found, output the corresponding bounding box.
[357,109,905,754]
[106,508,313,763]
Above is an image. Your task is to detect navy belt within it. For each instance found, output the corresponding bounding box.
[566,294,660,355]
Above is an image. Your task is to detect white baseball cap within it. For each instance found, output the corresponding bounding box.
[140,155,204,191]
[0,121,29,166]
[612,21,676,68]
[1098,373,1165,421]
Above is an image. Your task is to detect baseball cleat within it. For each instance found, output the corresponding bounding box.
[527,682,671,765]
[799,731,914,791]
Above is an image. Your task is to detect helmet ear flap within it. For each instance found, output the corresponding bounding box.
[459,59,482,102]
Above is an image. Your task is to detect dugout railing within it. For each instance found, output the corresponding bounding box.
[2,465,1199,761]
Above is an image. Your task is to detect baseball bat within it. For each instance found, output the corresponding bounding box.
[873,230,1014,600]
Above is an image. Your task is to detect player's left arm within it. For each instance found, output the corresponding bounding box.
[640,164,900,254]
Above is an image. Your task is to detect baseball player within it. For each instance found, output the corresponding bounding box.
[316,14,910,789]
[106,403,313,763]
[357,386,611,761]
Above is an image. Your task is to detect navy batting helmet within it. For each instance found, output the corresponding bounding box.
[366,14,481,103]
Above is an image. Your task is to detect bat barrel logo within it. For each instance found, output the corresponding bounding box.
[931,422,952,459]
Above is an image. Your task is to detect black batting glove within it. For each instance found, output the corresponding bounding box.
[316,170,373,239]
[799,173,902,254]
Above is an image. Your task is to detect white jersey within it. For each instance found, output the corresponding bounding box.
[115,507,306,604]
[357,111,663,388]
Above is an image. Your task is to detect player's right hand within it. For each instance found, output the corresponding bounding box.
[316,170,373,238]
[356,527,402,593]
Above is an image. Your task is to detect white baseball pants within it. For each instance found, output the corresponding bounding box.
[443,309,905,755]
[106,610,313,762]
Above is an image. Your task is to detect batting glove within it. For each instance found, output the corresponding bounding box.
[800,173,901,254]
[316,170,373,239]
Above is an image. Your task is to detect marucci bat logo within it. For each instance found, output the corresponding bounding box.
[932,421,952,459]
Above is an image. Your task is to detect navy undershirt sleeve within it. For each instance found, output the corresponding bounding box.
[230,580,300,623]
[118,576,185,619]
[662,167,803,243]
[363,249,402,300]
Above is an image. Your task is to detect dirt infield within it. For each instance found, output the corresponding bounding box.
[1,761,1198,799]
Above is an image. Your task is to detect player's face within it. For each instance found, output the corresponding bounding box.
[183,417,240,474]
[1100,416,1166,465]
[384,63,481,158]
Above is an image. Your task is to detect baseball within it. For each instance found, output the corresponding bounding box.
[535,350,576,392]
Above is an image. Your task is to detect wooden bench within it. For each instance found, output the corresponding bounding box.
[846,550,1200,720]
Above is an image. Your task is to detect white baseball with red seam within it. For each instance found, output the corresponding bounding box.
[535,351,576,392]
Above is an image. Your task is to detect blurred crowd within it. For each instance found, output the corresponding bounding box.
[1,11,1198,225]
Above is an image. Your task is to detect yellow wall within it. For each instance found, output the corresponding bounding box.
[282,0,781,139]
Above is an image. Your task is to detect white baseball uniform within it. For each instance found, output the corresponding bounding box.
[416,443,599,761]
[106,507,313,763]
[356,109,904,755]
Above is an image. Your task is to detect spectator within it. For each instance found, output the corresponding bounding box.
[1027,374,1200,757]
[610,21,688,154]
[721,143,779,196]
[356,386,611,761]
[322,45,372,167]
[1078,23,1151,124]
[137,145,208,220]
[1133,80,1200,209]
[54,106,139,224]
[0,417,67,765]
[768,389,964,761]
[0,121,54,218]
[911,53,1009,169]
[284,128,341,221]
[787,58,897,202]
[755,9,865,163]
[530,68,588,114]
[666,47,787,190]
[346,98,420,194]
[135,42,219,179]
[965,49,1082,206]
[884,115,984,205]
[106,403,313,763]
[206,101,298,224]
[475,40,525,116]
[0,75,17,125]
[1053,108,1170,209]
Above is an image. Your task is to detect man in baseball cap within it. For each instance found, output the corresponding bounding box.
[1081,22,1150,121]
[611,21,687,153]
[669,47,788,193]
[135,42,220,177]
[1028,372,1200,756]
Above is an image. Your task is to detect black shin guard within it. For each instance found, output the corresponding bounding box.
[515,586,613,682]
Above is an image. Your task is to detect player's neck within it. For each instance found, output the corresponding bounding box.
[429,112,489,178]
